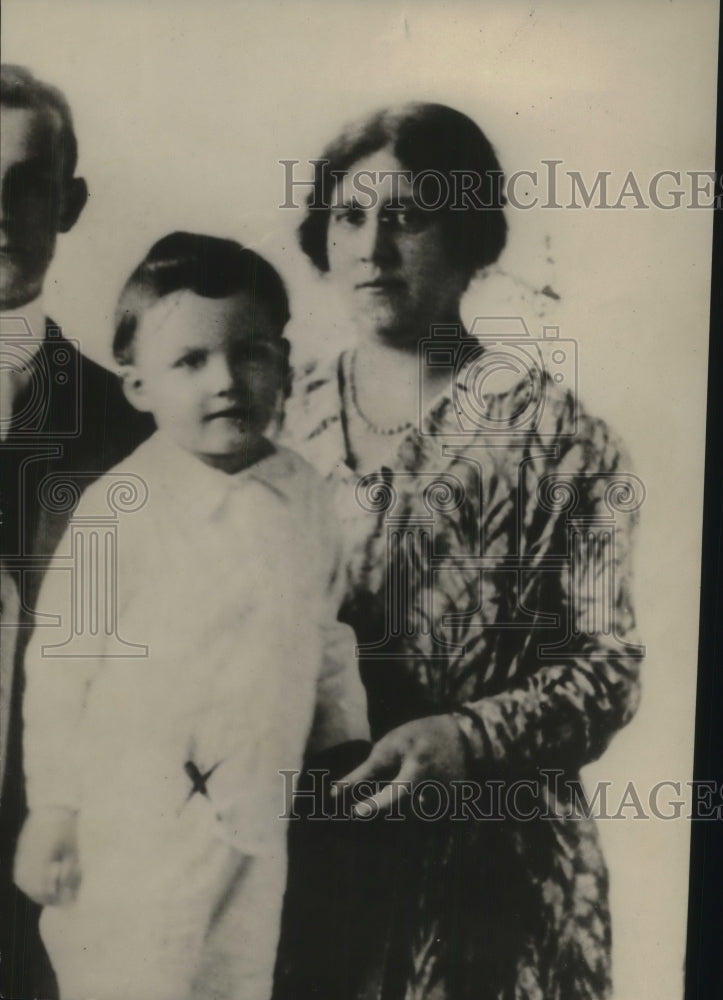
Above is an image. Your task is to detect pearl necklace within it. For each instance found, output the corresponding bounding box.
[349,350,414,436]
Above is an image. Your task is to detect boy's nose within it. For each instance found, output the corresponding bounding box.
[206,353,237,395]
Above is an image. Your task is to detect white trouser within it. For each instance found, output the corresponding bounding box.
[40,802,287,1000]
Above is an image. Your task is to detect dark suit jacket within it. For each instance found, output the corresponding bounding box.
[0,318,154,999]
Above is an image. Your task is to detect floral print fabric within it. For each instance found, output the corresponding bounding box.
[285,349,643,999]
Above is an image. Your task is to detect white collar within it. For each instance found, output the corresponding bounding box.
[138,430,297,522]
[0,297,46,362]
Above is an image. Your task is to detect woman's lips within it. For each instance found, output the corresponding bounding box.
[355,278,404,291]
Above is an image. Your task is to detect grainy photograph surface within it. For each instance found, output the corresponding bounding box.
[0,3,718,999]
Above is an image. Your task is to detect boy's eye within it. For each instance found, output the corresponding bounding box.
[174,349,207,370]
[229,341,279,369]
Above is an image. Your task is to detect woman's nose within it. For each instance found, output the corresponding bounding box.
[360,214,396,266]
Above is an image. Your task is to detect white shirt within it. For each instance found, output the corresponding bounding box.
[23,432,369,859]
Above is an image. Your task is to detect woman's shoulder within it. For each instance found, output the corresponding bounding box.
[444,358,633,477]
[543,379,633,473]
[282,354,348,467]
[288,354,341,416]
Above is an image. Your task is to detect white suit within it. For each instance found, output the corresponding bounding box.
[22,434,369,1000]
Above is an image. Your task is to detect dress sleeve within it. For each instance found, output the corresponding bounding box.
[454,424,643,774]
[306,620,370,756]
[306,478,370,757]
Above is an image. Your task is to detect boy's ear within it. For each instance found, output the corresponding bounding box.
[118,364,153,412]
[279,336,293,399]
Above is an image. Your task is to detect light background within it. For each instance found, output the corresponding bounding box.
[2,2,718,998]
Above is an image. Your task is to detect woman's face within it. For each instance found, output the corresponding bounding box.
[326,147,469,347]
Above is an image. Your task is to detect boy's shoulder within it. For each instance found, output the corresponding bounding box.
[259,442,329,497]
[69,433,161,518]
[252,444,336,535]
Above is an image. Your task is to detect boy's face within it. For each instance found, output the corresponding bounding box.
[125,290,286,468]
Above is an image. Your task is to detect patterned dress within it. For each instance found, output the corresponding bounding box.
[284,346,643,1000]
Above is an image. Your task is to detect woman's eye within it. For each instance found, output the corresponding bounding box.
[391,206,427,231]
[333,206,365,227]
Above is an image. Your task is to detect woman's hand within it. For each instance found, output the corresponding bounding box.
[332,714,468,818]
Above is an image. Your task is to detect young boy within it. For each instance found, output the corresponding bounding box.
[14,233,369,1000]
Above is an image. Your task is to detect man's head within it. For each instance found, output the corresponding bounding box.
[0,65,88,309]
[114,232,292,472]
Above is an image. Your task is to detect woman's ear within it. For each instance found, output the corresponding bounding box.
[118,364,152,412]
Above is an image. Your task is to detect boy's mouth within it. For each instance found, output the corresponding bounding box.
[204,406,247,422]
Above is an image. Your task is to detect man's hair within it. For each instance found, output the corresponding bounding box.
[113,232,291,383]
[0,64,79,179]
[299,102,508,282]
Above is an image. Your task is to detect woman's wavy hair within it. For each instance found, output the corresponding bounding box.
[299,102,507,283]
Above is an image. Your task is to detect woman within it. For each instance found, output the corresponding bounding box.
[278,103,642,1000]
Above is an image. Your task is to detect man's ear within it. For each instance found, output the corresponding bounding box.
[119,365,153,413]
[58,177,88,233]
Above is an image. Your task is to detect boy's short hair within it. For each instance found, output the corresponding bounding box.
[113,232,291,369]
[299,102,507,284]
[1,64,79,180]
